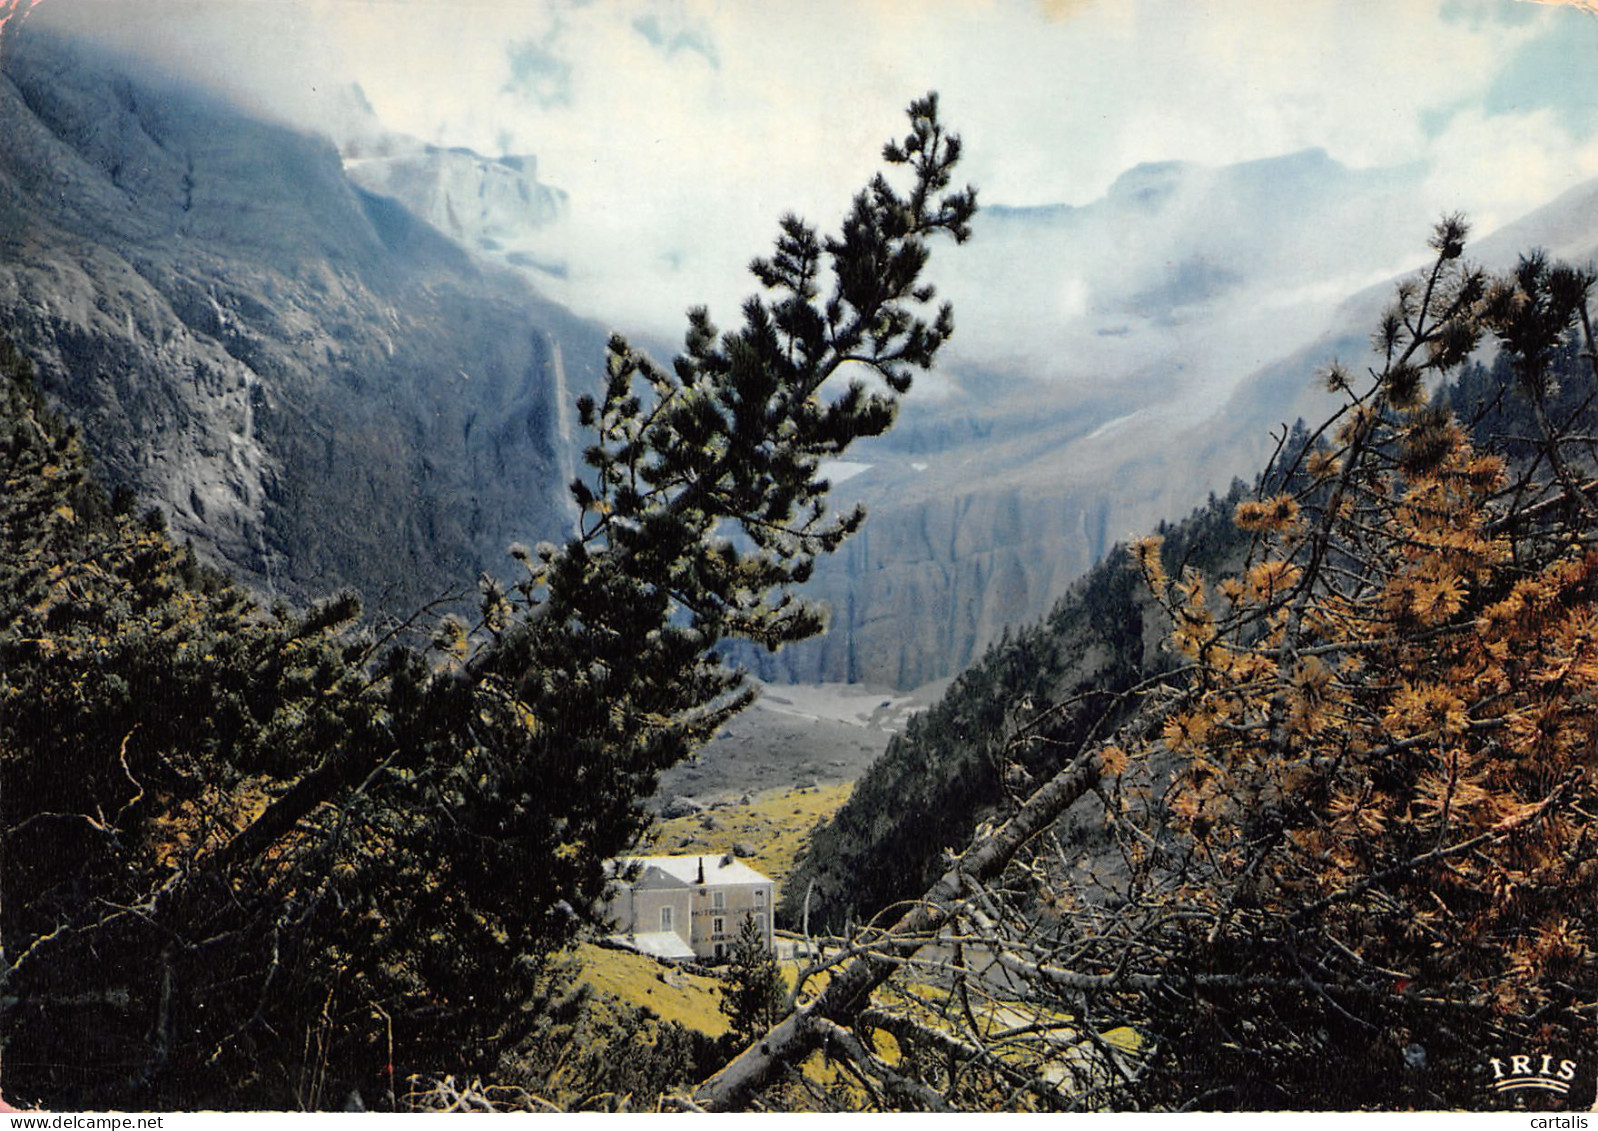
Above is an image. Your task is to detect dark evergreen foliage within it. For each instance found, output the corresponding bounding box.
[720,915,783,1044]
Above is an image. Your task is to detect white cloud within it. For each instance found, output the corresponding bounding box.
[1422,105,1598,234]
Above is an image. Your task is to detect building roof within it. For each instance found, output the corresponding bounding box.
[613,854,772,889]
[606,931,697,961]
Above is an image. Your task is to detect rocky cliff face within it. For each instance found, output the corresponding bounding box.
[728,371,1219,687]
[0,29,607,612]
[737,447,1150,688]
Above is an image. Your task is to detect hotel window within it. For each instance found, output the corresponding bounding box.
[754,889,766,907]
[712,890,725,910]
[712,916,726,936]
[755,913,766,933]
[660,906,674,932]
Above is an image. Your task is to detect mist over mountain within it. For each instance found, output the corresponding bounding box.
[943,147,1427,392]
[1194,171,1598,498]
[0,28,607,613]
[330,82,571,282]
[725,148,1456,687]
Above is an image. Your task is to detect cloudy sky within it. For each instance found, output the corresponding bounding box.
[16,0,1598,343]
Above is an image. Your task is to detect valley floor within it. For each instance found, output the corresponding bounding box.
[654,677,948,806]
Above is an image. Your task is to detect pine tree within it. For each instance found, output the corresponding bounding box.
[1101,223,1598,1108]
[722,914,784,1044]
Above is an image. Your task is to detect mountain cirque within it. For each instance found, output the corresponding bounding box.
[11,26,1598,691]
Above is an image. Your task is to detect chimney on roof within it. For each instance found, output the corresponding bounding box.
[721,853,734,867]
[696,857,705,884]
